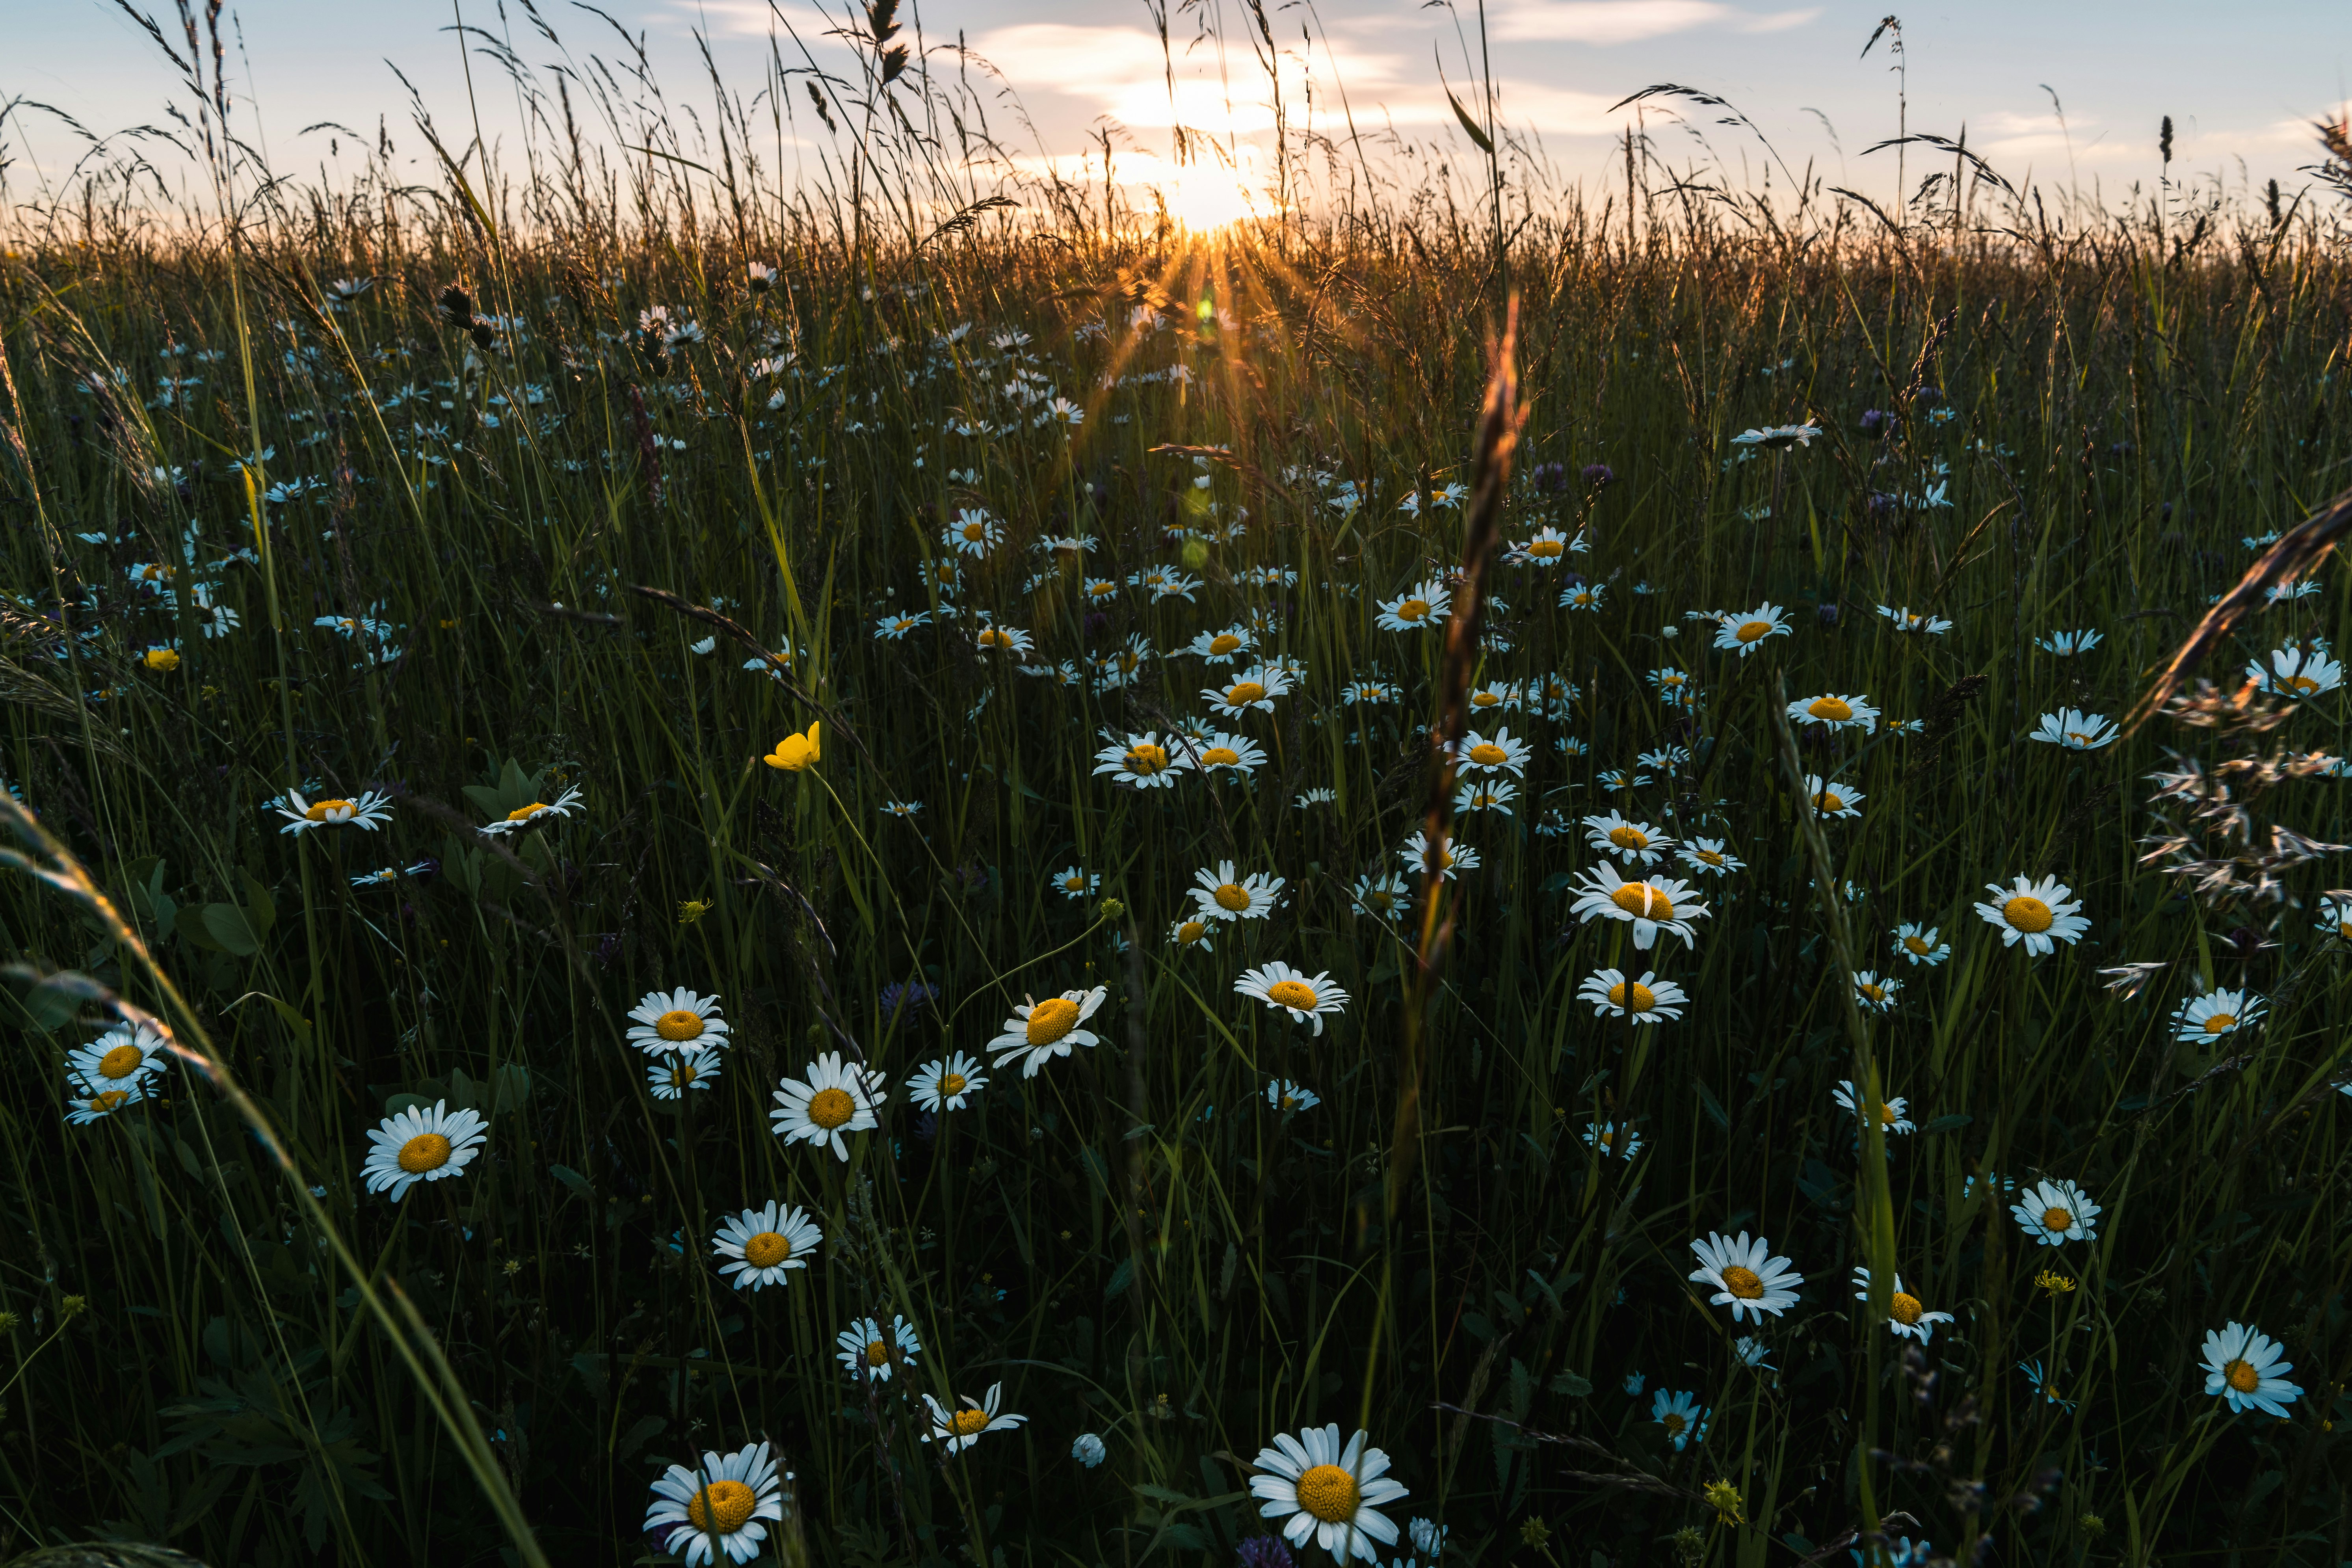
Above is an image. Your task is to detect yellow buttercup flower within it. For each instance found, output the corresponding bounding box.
[764,721,820,771]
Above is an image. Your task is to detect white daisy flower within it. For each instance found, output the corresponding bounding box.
[1050,865,1099,900]
[479,785,585,836]
[66,1022,169,1096]
[1850,1267,1954,1343]
[1688,1231,1804,1322]
[1375,580,1451,633]
[1890,923,1949,965]
[1246,1424,1408,1564]
[1508,525,1580,566]
[1803,774,1865,820]
[768,1052,885,1161]
[837,1314,921,1382]
[625,988,731,1055]
[908,1051,987,1112]
[1073,1433,1108,1467]
[2010,1177,2101,1246]
[1730,422,1820,449]
[876,610,930,640]
[1266,1079,1322,1114]
[1455,727,1531,777]
[1676,838,1744,877]
[1576,968,1687,1023]
[1713,604,1790,655]
[986,987,1108,1077]
[1186,625,1256,664]
[1582,810,1671,865]
[1181,731,1269,776]
[361,1099,487,1202]
[1454,779,1517,814]
[644,1441,790,1567]
[648,1047,722,1099]
[1877,604,1952,635]
[273,788,394,835]
[1850,970,1900,1011]
[1236,962,1350,1036]
[944,508,1002,557]
[1400,830,1480,882]
[974,623,1034,657]
[1203,665,1293,718]
[2248,647,2342,699]
[1585,1122,1642,1158]
[712,1200,822,1289]
[1566,863,1710,950]
[64,1079,151,1125]
[2200,1322,2303,1417]
[1973,874,2090,955]
[2172,986,2264,1042]
[1650,1389,1707,1451]
[2028,709,2119,750]
[1351,873,1412,922]
[923,1382,1028,1453]
[1190,861,1286,922]
[1788,692,1879,732]
[2315,897,2352,943]
[1831,1079,1913,1133]
[2036,629,2103,657]
[1092,732,1182,789]
[1168,916,1218,952]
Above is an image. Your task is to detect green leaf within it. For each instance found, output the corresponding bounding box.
[175,904,227,952]
[493,1063,532,1113]
[1547,1371,1593,1398]
[1104,1257,1135,1300]
[550,1164,595,1200]
[200,903,260,956]
[1694,1079,1731,1129]
[239,870,276,936]
[1923,1113,1973,1135]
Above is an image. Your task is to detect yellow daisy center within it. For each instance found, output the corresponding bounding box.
[2041,1206,2073,1232]
[2202,1012,2236,1034]
[1265,979,1319,1011]
[1294,1464,1361,1523]
[1815,791,1846,814]
[1807,697,1852,721]
[1877,1103,1898,1125]
[1026,997,1082,1045]
[1608,824,1648,851]
[1694,849,1724,866]
[961,521,987,541]
[1607,980,1656,1012]
[656,1009,706,1042]
[865,1337,891,1366]
[807,1086,856,1129]
[306,799,354,821]
[1226,681,1266,706]
[1596,1128,1616,1148]
[1214,883,1252,912]
[2284,675,2320,695]
[1903,935,1931,955]
[1202,746,1241,767]
[144,649,180,672]
[941,1071,967,1096]
[1396,598,1430,623]
[1735,619,1772,642]
[1468,743,1507,766]
[948,1408,991,1438]
[1209,633,1241,655]
[1177,920,1209,945]
[979,629,1010,649]
[2224,1358,2259,1393]
[89,1090,130,1113]
[1661,1412,1686,1436]
[2003,895,2054,933]
[506,802,549,822]
[1610,883,1674,920]
[1472,691,1502,707]
[97,1044,144,1079]
[398,1133,451,1173]
[1721,1265,1764,1299]
[743,1230,792,1268]
[1125,744,1168,775]
[1088,581,1116,597]
[686,1478,758,1536]
[668,1063,699,1088]
[1890,1292,1923,1325]
[1529,539,1563,558]
[1858,982,1885,1003]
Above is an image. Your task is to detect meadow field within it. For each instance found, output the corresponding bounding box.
[6,9,2352,1566]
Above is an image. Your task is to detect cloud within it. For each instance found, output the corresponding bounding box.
[1492,1,1819,45]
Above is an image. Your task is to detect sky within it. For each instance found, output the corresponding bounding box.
[4,0,2346,225]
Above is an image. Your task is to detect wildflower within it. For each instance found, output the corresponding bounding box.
[1093,732,1181,789]
[1559,582,1606,612]
[712,1202,822,1289]
[875,610,930,640]
[1454,780,1516,814]
[974,623,1034,657]
[1788,693,1879,733]
[2315,897,2352,941]
[1713,603,1792,655]
[1091,635,1156,690]
[361,1100,486,1202]
[273,788,394,835]
[1676,838,1744,877]
[1204,666,1293,718]
[1266,1079,1321,1114]
[2035,1269,2076,1296]
[1400,829,1480,882]
[1582,810,1671,865]
[908,1053,987,1113]
[837,1314,921,1382]
[1567,863,1710,949]
[2030,709,2119,750]
[1376,580,1451,632]
[1688,1231,1803,1321]
[1850,970,1900,1012]
[1577,968,1688,1023]
[1731,422,1821,449]
[2248,646,2342,698]
[769,1053,886,1161]
[1876,605,1953,635]
[1408,1519,1447,1560]
[1974,874,2090,955]
[643,1442,789,1567]
[1188,625,1256,663]
[2173,987,2263,1041]
[2017,1360,2075,1413]
[2037,629,2103,657]
[627,989,731,1055]
[1169,917,1217,952]
[1352,873,1412,922]
[1622,1372,1646,1395]
[1586,1122,1642,1158]
[1185,731,1269,776]
[1237,963,1350,1036]
[1073,1432,1108,1468]
[1832,1080,1913,1134]
[1456,727,1531,776]
[986,987,1109,1077]
[1804,774,1865,820]
[647,1048,722,1099]
[1651,1390,1707,1451]
[881,800,922,818]
[1246,1425,1408,1564]
[1890,923,1950,965]
[2200,1322,2302,1417]
[944,509,1002,557]
[1051,866,1099,900]
[65,1081,147,1124]
[1648,667,1697,702]
[1191,861,1285,922]
[480,786,585,835]
[677,898,714,923]
[141,645,180,673]
[923,1383,1028,1452]
[1509,526,1580,566]
[66,1023,169,1097]
[2010,1177,2101,1246]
